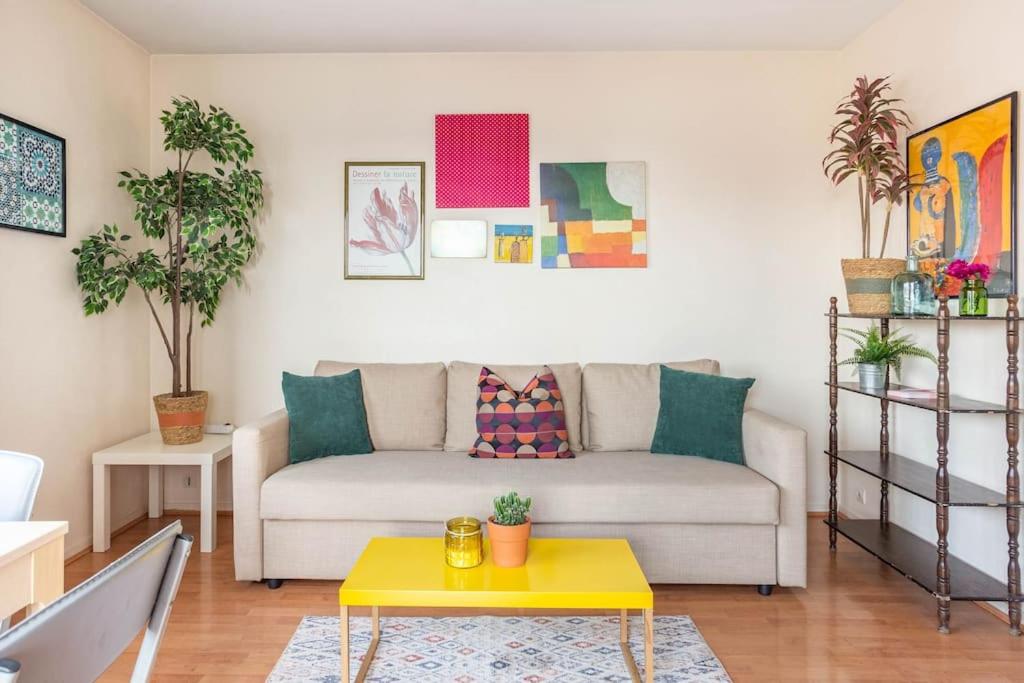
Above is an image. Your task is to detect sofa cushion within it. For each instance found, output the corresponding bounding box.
[582,360,720,451]
[314,361,446,450]
[652,367,754,465]
[281,370,373,463]
[446,361,583,452]
[260,449,778,525]
[471,366,574,458]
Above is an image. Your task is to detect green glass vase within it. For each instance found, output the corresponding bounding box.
[959,278,989,317]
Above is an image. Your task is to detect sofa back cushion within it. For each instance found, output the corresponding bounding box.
[446,361,583,452]
[314,361,447,450]
[582,360,721,451]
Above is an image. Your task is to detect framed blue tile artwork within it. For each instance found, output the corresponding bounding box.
[0,113,66,237]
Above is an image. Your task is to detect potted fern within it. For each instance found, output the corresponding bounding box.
[487,491,532,568]
[824,76,912,315]
[73,98,264,444]
[840,325,936,391]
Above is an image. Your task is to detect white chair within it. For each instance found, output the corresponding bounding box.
[0,451,45,634]
[0,521,192,683]
[0,451,43,523]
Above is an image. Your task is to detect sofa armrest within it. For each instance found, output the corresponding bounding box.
[232,409,289,581]
[743,409,807,588]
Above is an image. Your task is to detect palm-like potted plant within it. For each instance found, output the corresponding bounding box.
[73,98,264,444]
[840,325,936,391]
[824,76,912,315]
[487,491,532,568]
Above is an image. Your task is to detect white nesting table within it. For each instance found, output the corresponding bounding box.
[92,432,231,553]
[0,521,68,621]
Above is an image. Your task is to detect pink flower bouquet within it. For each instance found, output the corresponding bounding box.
[943,258,991,283]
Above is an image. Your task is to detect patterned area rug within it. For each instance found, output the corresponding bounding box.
[268,615,731,682]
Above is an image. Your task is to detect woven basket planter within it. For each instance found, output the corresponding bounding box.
[153,391,208,445]
[841,258,905,315]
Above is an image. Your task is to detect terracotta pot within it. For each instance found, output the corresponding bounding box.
[841,258,905,315]
[153,391,208,445]
[487,516,531,568]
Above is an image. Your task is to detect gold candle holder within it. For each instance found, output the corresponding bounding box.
[444,516,483,568]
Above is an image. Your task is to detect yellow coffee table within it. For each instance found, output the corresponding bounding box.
[339,537,654,682]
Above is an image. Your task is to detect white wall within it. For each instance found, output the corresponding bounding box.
[150,51,839,510]
[837,0,1023,611]
[0,0,152,555]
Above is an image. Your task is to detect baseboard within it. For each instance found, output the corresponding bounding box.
[163,508,233,517]
[65,511,148,566]
[975,600,1011,625]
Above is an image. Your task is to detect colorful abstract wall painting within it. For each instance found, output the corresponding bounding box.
[539,162,646,268]
[0,113,66,237]
[494,225,533,263]
[435,114,530,208]
[907,93,1017,296]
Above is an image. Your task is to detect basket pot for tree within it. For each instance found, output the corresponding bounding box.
[841,258,905,315]
[487,516,531,568]
[153,391,208,445]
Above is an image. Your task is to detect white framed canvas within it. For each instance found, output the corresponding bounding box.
[344,161,425,279]
[430,219,487,258]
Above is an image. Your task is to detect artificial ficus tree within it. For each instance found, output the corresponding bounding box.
[73,98,264,397]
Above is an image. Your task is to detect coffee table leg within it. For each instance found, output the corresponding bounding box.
[340,605,349,682]
[644,608,654,683]
[353,606,380,683]
[620,609,641,683]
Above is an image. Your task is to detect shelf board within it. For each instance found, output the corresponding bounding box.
[829,450,1018,507]
[825,518,1019,602]
[828,381,1017,414]
[828,312,1013,322]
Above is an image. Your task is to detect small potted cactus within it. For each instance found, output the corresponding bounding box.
[487,491,532,568]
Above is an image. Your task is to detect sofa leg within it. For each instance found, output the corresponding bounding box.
[757,584,774,596]
[266,579,284,590]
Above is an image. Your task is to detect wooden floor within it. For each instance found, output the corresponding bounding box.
[66,514,1023,682]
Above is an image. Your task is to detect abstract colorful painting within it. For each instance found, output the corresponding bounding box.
[435,114,529,208]
[344,162,425,279]
[908,93,1017,296]
[539,162,646,268]
[0,113,66,237]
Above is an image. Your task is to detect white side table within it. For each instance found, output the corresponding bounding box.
[92,432,231,553]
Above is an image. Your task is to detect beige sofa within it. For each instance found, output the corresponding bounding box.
[232,360,807,591]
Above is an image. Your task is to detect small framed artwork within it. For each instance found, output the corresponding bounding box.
[907,93,1017,296]
[0,113,66,237]
[494,224,533,263]
[344,161,425,279]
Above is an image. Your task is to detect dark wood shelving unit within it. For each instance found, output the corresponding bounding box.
[830,381,1018,414]
[827,295,1022,635]
[826,519,1015,601]
[829,450,1016,507]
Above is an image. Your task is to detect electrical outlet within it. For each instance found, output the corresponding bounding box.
[184,474,192,488]
[856,489,867,504]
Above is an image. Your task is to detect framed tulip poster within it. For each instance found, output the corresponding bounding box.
[344,161,425,279]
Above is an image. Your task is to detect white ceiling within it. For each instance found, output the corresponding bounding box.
[81,0,901,54]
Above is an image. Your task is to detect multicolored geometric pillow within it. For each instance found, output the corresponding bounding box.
[469,366,574,458]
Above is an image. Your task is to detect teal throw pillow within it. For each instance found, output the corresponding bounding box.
[281,370,373,464]
[650,365,754,465]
